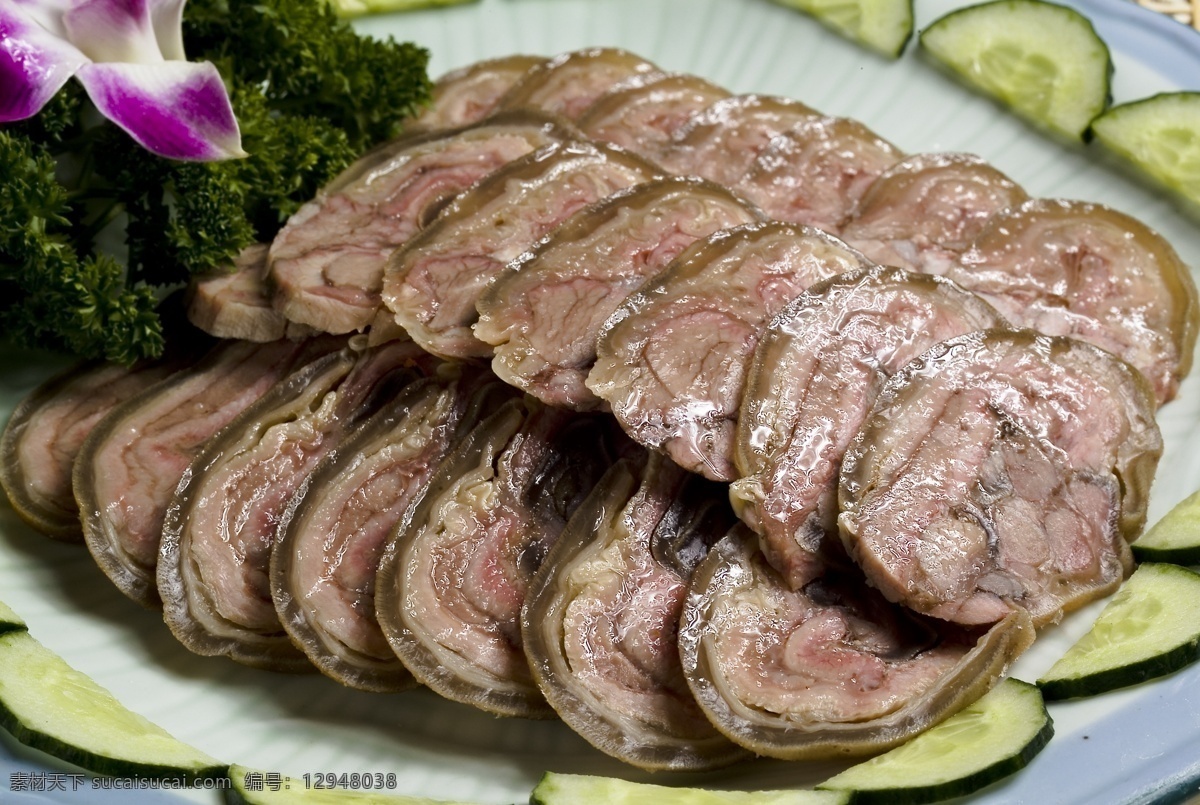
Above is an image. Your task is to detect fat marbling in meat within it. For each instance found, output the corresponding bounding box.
[945,198,1199,405]
[382,139,662,360]
[414,55,548,130]
[840,153,1029,274]
[158,340,430,671]
[521,453,747,770]
[678,529,1034,759]
[589,222,869,482]
[267,112,574,336]
[473,176,764,410]
[376,398,621,716]
[839,329,1162,626]
[730,266,1005,589]
[272,367,513,690]
[187,244,314,342]
[495,48,661,121]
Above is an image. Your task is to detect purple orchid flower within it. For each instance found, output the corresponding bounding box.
[1,0,245,160]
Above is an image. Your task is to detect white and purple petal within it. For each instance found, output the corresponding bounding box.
[76,61,245,160]
[0,1,88,121]
[148,0,185,61]
[63,0,163,64]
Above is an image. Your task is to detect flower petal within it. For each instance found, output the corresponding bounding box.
[149,0,186,61]
[76,61,246,161]
[0,3,88,121]
[63,0,163,64]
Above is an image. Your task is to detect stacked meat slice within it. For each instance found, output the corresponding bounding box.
[4,46,1197,775]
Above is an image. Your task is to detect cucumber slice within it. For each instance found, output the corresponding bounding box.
[1090,93,1200,208]
[0,630,225,781]
[1037,563,1200,700]
[226,764,482,805]
[817,679,1052,804]
[1133,489,1200,565]
[772,0,913,58]
[327,0,476,18]
[919,0,1112,140]
[530,773,849,805]
[0,599,26,634]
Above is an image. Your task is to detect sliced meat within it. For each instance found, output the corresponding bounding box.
[272,368,512,691]
[678,529,1034,759]
[187,244,314,342]
[840,153,1029,274]
[473,176,763,410]
[521,454,747,770]
[577,72,731,161]
[414,55,548,130]
[945,198,1200,404]
[2,359,182,541]
[655,94,820,186]
[76,337,342,607]
[495,47,661,121]
[158,340,430,671]
[839,329,1162,627]
[377,399,621,716]
[729,267,1005,589]
[382,140,663,359]
[589,222,869,482]
[267,111,574,335]
[735,116,904,234]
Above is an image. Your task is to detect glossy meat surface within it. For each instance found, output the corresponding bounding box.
[382,140,661,359]
[589,222,868,482]
[946,198,1199,404]
[841,153,1029,274]
[268,113,570,335]
[730,267,1004,589]
[187,244,310,342]
[840,330,1162,626]
[474,177,763,410]
[496,47,661,121]
[679,530,1033,759]
[415,55,547,130]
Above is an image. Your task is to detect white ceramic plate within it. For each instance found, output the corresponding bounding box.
[3,0,1200,802]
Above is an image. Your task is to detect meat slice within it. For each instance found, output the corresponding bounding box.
[735,116,904,234]
[678,529,1034,759]
[267,111,573,336]
[521,453,747,770]
[414,55,548,130]
[840,330,1162,627]
[945,198,1199,404]
[655,94,821,186]
[495,48,661,121]
[272,367,512,691]
[840,153,1029,274]
[2,359,182,541]
[376,399,621,716]
[577,72,731,161]
[730,267,1004,589]
[473,176,763,410]
[187,244,314,342]
[76,337,342,607]
[589,222,868,482]
[382,140,663,359]
[158,340,431,671]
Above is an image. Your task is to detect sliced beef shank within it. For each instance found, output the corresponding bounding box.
[678,529,1034,759]
[272,367,512,690]
[376,399,620,716]
[588,222,869,482]
[730,267,1005,589]
[840,153,1029,274]
[382,140,662,359]
[496,48,661,121]
[945,198,1199,404]
[76,337,341,607]
[415,55,548,130]
[158,340,430,670]
[473,176,764,410]
[267,112,573,336]
[522,453,747,770]
[839,329,1162,626]
[187,244,314,342]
